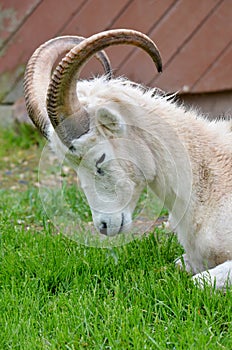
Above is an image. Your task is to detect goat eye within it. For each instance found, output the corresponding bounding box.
[95,153,106,176]
[96,167,104,176]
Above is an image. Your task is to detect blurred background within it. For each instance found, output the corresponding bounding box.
[0,0,231,126]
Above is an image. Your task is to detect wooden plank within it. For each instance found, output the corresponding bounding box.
[0,0,86,101]
[64,0,175,79]
[78,0,175,80]
[61,0,130,78]
[0,0,41,49]
[61,0,129,36]
[118,0,221,86]
[0,0,129,99]
[153,0,232,92]
[0,0,86,73]
[105,0,175,72]
[192,41,232,92]
[1,0,231,102]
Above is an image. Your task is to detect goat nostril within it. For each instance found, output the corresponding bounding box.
[100,221,107,235]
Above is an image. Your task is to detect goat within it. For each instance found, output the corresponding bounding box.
[24,29,232,289]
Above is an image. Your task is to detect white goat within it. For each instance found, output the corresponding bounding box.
[24,29,232,289]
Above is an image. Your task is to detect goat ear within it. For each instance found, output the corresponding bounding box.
[96,107,125,136]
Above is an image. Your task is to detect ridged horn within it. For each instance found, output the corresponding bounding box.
[23,36,112,139]
[46,29,162,147]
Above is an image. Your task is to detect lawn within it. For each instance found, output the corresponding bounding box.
[0,125,232,349]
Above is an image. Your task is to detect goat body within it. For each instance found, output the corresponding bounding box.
[24,30,232,289]
[50,77,232,289]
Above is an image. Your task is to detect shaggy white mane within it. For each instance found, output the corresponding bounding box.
[77,76,232,146]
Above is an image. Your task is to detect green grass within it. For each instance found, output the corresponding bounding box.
[1,125,232,349]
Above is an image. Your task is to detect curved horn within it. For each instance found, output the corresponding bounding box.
[47,29,162,147]
[23,36,112,139]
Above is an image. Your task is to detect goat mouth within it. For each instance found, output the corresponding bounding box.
[118,213,125,234]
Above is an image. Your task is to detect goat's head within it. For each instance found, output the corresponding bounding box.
[24,29,162,237]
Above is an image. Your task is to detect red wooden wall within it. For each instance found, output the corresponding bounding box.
[0,0,231,104]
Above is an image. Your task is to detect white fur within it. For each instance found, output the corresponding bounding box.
[48,76,232,289]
